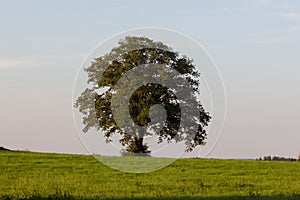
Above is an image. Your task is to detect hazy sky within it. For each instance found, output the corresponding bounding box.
[0,0,299,158]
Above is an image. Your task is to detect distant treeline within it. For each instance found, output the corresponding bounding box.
[257,155,299,162]
[0,146,11,151]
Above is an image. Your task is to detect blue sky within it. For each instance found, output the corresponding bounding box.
[0,0,299,158]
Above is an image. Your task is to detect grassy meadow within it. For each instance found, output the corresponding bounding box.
[0,150,299,200]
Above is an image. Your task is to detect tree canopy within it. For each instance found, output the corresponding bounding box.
[74,36,211,155]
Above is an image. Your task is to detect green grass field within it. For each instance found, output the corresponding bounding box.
[0,150,299,200]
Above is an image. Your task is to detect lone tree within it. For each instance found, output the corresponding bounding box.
[75,36,211,155]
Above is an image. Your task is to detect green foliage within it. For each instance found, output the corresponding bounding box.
[74,36,211,154]
[1,151,300,199]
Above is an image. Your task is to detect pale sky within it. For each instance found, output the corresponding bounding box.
[0,0,299,159]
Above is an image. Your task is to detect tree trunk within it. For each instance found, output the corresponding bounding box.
[124,132,150,154]
[133,135,144,153]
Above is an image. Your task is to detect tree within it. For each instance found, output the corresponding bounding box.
[74,36,211,155]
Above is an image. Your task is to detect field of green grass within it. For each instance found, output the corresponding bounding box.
[0,150,299,200]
